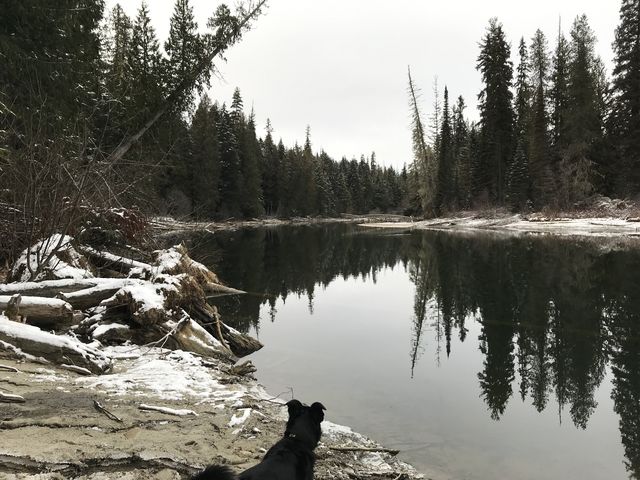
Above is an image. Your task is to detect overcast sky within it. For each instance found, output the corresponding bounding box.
[110,0,620,169]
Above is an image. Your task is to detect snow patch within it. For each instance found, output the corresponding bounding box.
[91,322,130,339]
[11,234,93,282]
[228,408,251,427]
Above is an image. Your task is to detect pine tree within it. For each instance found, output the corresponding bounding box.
[558,15,604,206]
[528,29,553,206]
[514,38,532,140]
[508,139,530,211]
[436,87,454,212]
[241,111,265,217]
[610,0,640,193]
[190,95,220,217]
[104,4,132,99]
[261,120,280,215]
[217,103,243,217]
[477,18,515,204]
[550,25,571,153]
[452,96,471,208]
[164,0,203,109]
[128,2,164,126]
[299,126,318,215]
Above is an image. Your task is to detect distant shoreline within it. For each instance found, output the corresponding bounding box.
[361,213,640,239]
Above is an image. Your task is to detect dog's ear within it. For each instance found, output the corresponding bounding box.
[286,399,303,418]
[310,402,326,422]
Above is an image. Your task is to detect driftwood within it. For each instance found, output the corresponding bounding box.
[0,278,134,298]
[93,400,123,423]
[60,364,92,376]
[4,239,261,363]
[0,295,73,325]
[77,245,151,275]
[205,283,247,297]
[328,446,400,456]
[190,304,262,357]
[138,404,198,416]
[0,317,111,374]
[0,364,19,373]
[172,318,235,361]
[57,285,124,310]
[0,391,25,403]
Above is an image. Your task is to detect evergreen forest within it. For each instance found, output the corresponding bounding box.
[409,2,640,215]
[2,1,640,259]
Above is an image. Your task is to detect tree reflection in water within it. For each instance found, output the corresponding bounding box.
[178,225,640,478]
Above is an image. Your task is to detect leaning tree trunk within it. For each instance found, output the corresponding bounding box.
[106,1,267,166]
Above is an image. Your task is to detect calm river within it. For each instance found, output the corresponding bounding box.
[180,224,640,480]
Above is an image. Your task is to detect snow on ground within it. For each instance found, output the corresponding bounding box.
[76,346,243,402]
[363,214,640,239]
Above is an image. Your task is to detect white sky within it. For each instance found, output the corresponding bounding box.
[110,0,620,169]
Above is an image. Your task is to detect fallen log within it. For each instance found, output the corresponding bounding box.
[205,283,247,297]
[77,245,151,275]
[0,316,111,374]
[172,318,235,362]
[0,278,137,298]
[57,285,124,310]
[0,295,74,325]
[190,304,262,357]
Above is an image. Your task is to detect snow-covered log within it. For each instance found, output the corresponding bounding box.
[190,304,262,357]
[171,318,235,361]
[148,245,246,296]
[9,235,94,282]
[0,316,111,374]
[0,295,74,325]
[76,245,151,275]
[0,279,100,297]
[0,278,139,298]
[56,285,125,310]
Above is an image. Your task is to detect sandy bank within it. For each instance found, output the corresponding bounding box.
[1,346,422,480]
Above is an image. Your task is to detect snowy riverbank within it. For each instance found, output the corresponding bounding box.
[362,213,640,239]
[1,344,422,480]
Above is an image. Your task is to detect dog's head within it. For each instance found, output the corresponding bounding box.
[284,400,326,450]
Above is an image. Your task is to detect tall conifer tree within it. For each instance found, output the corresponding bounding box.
[610,0,640,193]
[477,18,514,204]
[529,29,552,206]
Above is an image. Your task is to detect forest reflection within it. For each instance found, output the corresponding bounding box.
[181,225,640,478]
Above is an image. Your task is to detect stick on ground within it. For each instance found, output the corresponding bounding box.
[93,400,123,423]
[328,446,400,456]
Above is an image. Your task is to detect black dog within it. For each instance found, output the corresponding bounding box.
[192,400,326,480]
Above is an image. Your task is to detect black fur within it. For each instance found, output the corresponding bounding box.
[192,400,326,480]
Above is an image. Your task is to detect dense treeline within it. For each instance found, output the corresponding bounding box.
[410,1,640,215]
[186,92,408,218]
[0,0,406,233]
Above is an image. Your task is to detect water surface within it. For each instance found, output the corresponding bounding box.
[182,224,640,480]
